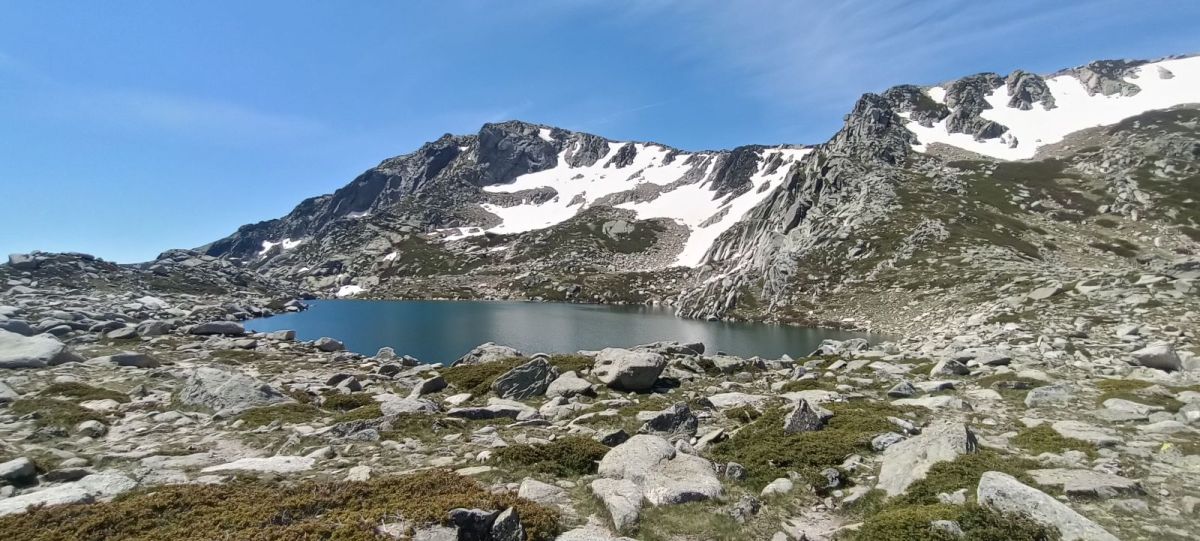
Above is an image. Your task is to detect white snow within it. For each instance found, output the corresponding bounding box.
[481,142,712,236]
[537,128,555,142]
[382,252,399,262]
[335,285,364,297]
[345,210,370,219]
[618,148,811,266]
[927,86,947,104]
[908,56,1200,160]
[259,238,303,256]
[488,245,509,252]
[439,227,484,241]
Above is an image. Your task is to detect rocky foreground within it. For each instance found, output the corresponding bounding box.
[0,251,1197,540]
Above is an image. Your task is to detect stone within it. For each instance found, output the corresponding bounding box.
[782,399,833,433]
[0,457,36,484]
[410,376,447,397]
[518,478,569,507]
[877,422,978,496]
[0,380,18,403]
[0,472,137,517]
[591,478,642,532]
[75,420,107,437]
[1130,343,1182,372]
[490,507,524,541]
[545,371,594,399]
[593,348,666,391]
[886,381,917,398]
[1028,285,1063,301]
[178,367,292,415]
[491,357,558,400]
[729,495,761,523]
[760,477,794,497]
[594,428,630,447]
[136,320,174,337]
[1050,420,1119,447]
[378,396,439,416]
[91,351,161,369]
[1026,469,1142,498]
[977,471,1118,541]
[597,434,721,507]
[0,319,34,336]
[201,456,316,474]
[447,508,497,539]
[1024,385,1072,408]
[703,392,769,410]
[871,432,905,452]
[267,329,296,341]
[106,326,139,340]
[188,321,245,336]
[930,358,970,377]
[557,526,635,541]
[639,403,698,438]
[314,337,345,352]
[453,342,523,366]
[0,329,85,368]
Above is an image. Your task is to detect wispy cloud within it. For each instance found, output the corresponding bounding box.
[73,90,324,141]
[620,0,1131,112]
[3,53,324,145]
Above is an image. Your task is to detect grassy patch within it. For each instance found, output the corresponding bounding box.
[493,436,610,477]
[38,382,129,404]
[724,404,763,424]
[897,450,1040,506]
[779,379,837,393]
[1011,424,1097,459]
[851,503,1060,541]
[441,357,526,397]
[636,502,746,541]
[548,354,593,374]
[708,400,917,487]
[233,403,325,428]
[321,392,377,411]
[9,398,107,428]
[0,469,560,541]
[333,403,384,423]
[974,375,1044,401]
[1095,379,1183,412]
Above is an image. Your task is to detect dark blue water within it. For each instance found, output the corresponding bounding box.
[245,300,872,364]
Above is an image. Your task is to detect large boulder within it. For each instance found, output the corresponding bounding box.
[639,403,698,439]
[0,329,85,369]
[877,422,978,496]
[188,321,245,336]
[491,357,558,400]
[177,367,292,415]
[453,342,523,366]
[0,472,137,517]
[546,371,594,399]
[593,348,666,391]
[593,434,722,529]
[90,351,161,369]
[977,471,1118,541]
[1129,343,1182,372]
[782,399,833,433]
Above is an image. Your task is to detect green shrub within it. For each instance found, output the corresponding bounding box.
[0,469,561,541]
[9,398,107,428]
[493,436,610,476]
[898,450,1040,505]
[851,503,1059,541]
[333,403,383,422]
[723,404,762,424]
[441,357,526,397]
[1011,424,1097,458]
[233,403,323,428]
[548,354,593,374]
[321,392,376,411]
[1095,379,1183,412]
[779,379,836,393]
[708,401,916,487]
[38,382,129,404]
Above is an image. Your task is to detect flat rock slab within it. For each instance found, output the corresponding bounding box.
[0,329,84,368]
[201,456,315,474]
[1027,469,1142,498]
[877,422,978,496]
[0,472,137,517]
[1051,420,1121,447]
[978,471,1118,541]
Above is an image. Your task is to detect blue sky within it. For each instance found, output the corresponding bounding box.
[2,1,1198,263]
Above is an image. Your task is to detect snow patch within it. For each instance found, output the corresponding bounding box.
[537,128,554,142]
[382,252,399,262]
[907,56,1200,160]
[335,285,364,297]
[618,148,812,266]
[259,238,303,256]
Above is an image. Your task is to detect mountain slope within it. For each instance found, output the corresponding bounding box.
[199,53,1200,332]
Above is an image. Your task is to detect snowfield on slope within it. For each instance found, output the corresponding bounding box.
[907,55,1200,160]
[476,143,810,267]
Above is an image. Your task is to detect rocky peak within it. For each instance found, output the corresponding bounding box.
[942,73,1008,141]
[1068,59,1147,97]
[476,121,561,186]
[882,85,950,128]
[1005,69,1056,111]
